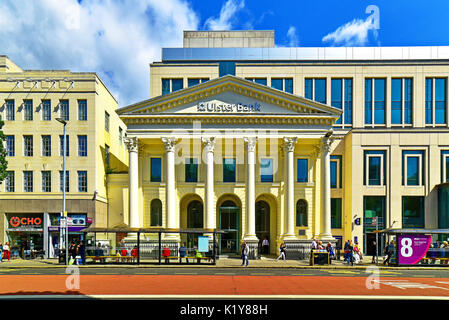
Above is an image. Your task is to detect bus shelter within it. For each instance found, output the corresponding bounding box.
[376,228,449,266]
[79,227,226,265]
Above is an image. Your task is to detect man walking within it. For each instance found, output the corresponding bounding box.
[241,241,249,267]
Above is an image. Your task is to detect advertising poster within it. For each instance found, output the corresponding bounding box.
[397,234,431,265]
[198,236,209,253]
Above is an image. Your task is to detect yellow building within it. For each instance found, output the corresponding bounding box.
[109,31,449,258]
[0,56,128,258]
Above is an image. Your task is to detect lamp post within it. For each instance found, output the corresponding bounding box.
[56,117,68,265]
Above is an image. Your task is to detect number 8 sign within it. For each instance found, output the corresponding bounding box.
[397,234,431,265]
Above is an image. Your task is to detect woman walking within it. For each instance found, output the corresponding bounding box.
[276,243,286,261]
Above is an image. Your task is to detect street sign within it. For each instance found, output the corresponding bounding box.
[67,217,73,226]
[60,217,67,228]
[372,217,377,226]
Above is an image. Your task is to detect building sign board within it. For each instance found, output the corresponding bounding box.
[197,102,261,113]
[397,234,431,265]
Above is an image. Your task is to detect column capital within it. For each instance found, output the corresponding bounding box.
[202,137,216,153]
[283,137,298,152]
[124,136,138,153]
[320,135,334,154]
[243,137,258,152]
[161,137,178,152]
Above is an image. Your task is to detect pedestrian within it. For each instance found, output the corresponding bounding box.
[78,241,86,265]
[309,238,318,265]
[262,237,269,255]
[241,241,249,267]
[162,245,171,264]
[131,246,138,263]
[326,242,335,260]
[383,241,395,265]
[354,242,362,263]
[179,243,188,263]
[3,242,10,261]
[276,243,286,261]
[68,242,77,265]
[345,240,354,266]
[371,240,377,264]
[343,240,350,263]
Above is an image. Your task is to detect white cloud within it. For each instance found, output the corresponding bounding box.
[0,0,199,106]
[286,26,299,47]
[322,15,379,46]
[204,0,245,30]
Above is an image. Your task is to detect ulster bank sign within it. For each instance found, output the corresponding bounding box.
[197,101,262,113]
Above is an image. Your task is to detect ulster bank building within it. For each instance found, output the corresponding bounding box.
[107,31,449,258]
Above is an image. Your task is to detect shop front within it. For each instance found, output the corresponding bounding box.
[5,213,44,259]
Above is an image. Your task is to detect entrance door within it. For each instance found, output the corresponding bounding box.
[219,200,240,254]
[187,200,203,248]
[255,200,270,254]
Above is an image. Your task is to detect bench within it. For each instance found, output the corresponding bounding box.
[86,255,134,263]
[161,256,213,263]
[421,257,449,264]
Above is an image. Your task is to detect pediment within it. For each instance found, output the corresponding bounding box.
[117,75,342,119]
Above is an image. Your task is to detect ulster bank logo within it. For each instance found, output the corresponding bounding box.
[197,102,261,113]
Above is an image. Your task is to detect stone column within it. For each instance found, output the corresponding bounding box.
[320,134,334,240]
[125,136,139,229]
[162,137,178,233]
[243,137,258,241]
[202,137,216,231]
[283,137,298,240]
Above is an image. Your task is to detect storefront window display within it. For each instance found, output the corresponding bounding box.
[6,213,44,259]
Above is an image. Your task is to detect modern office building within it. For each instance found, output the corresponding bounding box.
[110,30,449,257]
[0,56,128,258]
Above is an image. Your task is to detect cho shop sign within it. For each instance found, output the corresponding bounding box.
[8,215,43,229]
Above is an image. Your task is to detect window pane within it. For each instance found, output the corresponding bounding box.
[150,158,162,182]
[296,200,308,227]
[365,79,372,124]
[151,199,163,226]
[435,78,447,124]
[24,100,33,121]
[254,78,267,86]
[391,79,402,124]
[185,158,198,182]
[331,79,342,124]
[364,196,385,228]
[78,100,87,121]
[296,159,308,182]
[404,79,413,124]
[330,161,338,188]
[260,158,273,182]
[344,79,353,124]
[188,78,200,87]
[331,198,342,228]
[425,78,433,124]
[223,158,236,182]
[285,78,293,94]
[43,100,51,121]
[171,79,183,92]
[162,79,170,95]
[374,79,385,124]
[219,62,235,77]
[402,196,425,228]
[271,78,283,91]
[305,79,313,100]
[406,156,419,185]
[368,156,381,185]
[314,79,326,104]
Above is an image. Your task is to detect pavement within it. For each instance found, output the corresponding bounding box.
[0,254,448,269]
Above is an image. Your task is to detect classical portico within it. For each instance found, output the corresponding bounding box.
[118,75,341,257]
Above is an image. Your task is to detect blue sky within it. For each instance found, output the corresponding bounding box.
[1,0,448,106]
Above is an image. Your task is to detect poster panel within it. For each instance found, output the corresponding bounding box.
[397,234,431,265]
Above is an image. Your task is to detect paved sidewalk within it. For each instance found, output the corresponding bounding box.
[0,255,445,269]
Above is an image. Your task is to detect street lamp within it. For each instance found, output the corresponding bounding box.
[56,117,68,265]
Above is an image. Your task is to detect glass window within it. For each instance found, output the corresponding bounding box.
[42,135,51,157]
[344,79,353,125]
[260,158,273,182]
[105,144,110,167]
[425,78,433,124]
[364,196,385,229]
[188,78,209,87]
[105,111,110,132]
[296,199,308,227]
[59,171,69,192]
[392,78,413,125]
[271,78,283,91]
[285,78,293,94]
[171,79,183,92]
[78,100,87,121]
[59,135,69,156]
[42,100,51,121]
[162,79,170,95]
[6,100,14,121]
[271,78,293,93]
[6,135,14,157]
[296,158,308,182]
[330,161,338,188]
[150,199,163,226]
[305,79,313,100]
[23,171,33,192]
[374,79,386,124]
[78,135,87,157]
[442,151,449,183]
[78,171,87,192]
[331,198,342,228]
[23,135,33,157]
[364,151,386,186]
[330,155,342,188]
[314,79,326,104]
[24,100,33,121]
[219,62,235,77]
[223,158,236,183]
[42,171,51,192]
[185,158,198,182]
[5,171,14,192]
[435,78,447,124]
[365,79,372,124]
[402,196,425,228]
[246,78,267,86]
[150,158,162,182]
[402,150,424,186]
[60,100,69,121]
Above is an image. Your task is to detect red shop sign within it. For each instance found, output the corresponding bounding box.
[10,216,42,228]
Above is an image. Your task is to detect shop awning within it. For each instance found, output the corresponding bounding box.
[80,227,226,234]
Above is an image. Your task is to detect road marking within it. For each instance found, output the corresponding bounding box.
[249,273,273,276]
[292,274,315,276]
[174,273,198,275]
[324,270,360,274]
[214,273,235,275]
[135,272,157,275]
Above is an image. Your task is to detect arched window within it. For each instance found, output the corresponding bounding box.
[150,199,162,226]
[296,199,308,227]
[187,200,203,228]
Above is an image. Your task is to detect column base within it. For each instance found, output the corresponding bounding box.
[318,233,335,241]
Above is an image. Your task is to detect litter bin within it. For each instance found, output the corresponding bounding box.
[310,250,330,266]
[58,251,66,264]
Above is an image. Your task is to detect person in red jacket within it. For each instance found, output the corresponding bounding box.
[131,246,138,263]
[162,246,171,264]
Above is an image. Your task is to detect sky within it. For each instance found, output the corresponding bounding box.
[1,0,448,107]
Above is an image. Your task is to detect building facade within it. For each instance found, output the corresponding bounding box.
[110,31,449,257]
[0,56,128,258]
